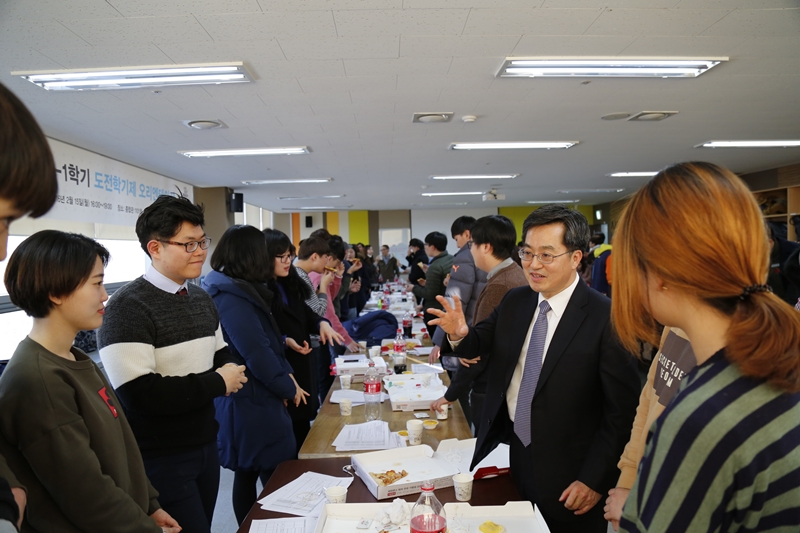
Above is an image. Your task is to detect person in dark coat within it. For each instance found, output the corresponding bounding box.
[404,238,429,287]
[263,229,344,448]
[202,225,308,525]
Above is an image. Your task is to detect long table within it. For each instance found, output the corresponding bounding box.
[298,354,473,459]
[237,457,521,532]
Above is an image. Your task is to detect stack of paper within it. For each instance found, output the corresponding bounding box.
[256,472,353,517]
[411,363,443,374]
[332,420,406,451]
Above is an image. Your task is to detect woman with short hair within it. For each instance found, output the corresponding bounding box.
[0,230,180,533]
[612,162,800,532]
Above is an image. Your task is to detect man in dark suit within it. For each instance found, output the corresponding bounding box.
[432,205,640,533]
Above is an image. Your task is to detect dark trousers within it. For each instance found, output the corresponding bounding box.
[232,468,274,525]
[144,442,220,533]
[316,345,336,406]
[469,390,485,436]
[509,433,607,533]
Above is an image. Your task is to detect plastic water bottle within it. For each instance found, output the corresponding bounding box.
[410,481,447,533]
[364,360,382,422]
[402,311,413,339]
[393,328,407,373]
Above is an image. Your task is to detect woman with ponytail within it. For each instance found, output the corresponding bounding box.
[612,162,800,532]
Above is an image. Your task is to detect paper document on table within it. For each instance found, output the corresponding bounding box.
[257,472,352,517]
[411,363,443,374]
[332,420,405,451]
[329,390,389,405]
[410,346,435,356]
[248,517,316,533]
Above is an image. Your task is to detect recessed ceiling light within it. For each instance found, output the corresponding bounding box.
[242,178,332,185]
[13,63,253,91]
[449,142,578,150]
[183,119,227,130]
[181,147,309,157]
[628,111,678,121]
[430,174,519,180]
[601,113,631,121]
[528,200,580,204]
[498,58,726,78]
[278,195,344,200]
[697,140,800,148]
[558,189,624,194]
[413,112,454,123]
[421,192,484,197]
[608,172,659,177]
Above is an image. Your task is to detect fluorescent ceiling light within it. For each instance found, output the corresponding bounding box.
[528,200,580,204]
[498,58,726,78]
[13,63,253,91]
[609,172,659,177]
[421,192,484,197]
[181,147,309,158]
[430,174,519,180]
[697,140,800,148]
[242,178,332,185]
[558,189,624,194]
[282,206,352,211]
[412,202,469,207]
[449,142,577,150]
[278,195,344,200]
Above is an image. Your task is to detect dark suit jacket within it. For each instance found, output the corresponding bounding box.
[443,279,640,498]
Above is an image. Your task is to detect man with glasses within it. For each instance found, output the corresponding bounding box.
[98,195,247,533]
[431,205,639,533]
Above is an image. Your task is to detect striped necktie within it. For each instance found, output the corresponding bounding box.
[514,299,551,447]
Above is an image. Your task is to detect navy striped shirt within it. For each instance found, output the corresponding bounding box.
[621,349,800,532]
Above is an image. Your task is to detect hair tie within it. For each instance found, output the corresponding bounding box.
[739,284,772,300]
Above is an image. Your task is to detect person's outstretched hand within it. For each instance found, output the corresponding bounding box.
[427,295,469,341]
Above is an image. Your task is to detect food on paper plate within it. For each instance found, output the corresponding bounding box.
[369,469,409,487]
[478,521,505,533]
[405,341,419,351]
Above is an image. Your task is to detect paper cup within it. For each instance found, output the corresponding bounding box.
[325,486,347,503]
[339,374,352,389]
[339,398,353,416]
[407,419,423,445]
[436,405,449,420]
[358,340,367,350]
[452,473,474,501]
[369,346,381,358]
[420,374,432,387]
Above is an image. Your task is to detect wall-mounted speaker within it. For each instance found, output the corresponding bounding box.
[229,192,244,213]
[305,215,313,228]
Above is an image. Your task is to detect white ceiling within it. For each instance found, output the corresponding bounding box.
[1,0,799,211]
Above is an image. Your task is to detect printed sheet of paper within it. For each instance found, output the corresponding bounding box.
[329,390,389,405]
[411,362,442,373]
[257,472,353,517]
[248,517,316,533]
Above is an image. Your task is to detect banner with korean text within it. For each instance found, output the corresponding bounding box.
[45,138,193,225]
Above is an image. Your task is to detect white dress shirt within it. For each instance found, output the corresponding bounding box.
[143,263,188,294]
[506,273,580,421]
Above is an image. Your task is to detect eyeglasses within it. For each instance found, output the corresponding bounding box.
[276,252,292,263]
[518,249,571,264]
[158,237,211,253]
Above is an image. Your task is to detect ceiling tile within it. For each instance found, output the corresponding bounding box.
[702,8,800,36]
[447,57,505,76]
[464,8,603,35]
[404,0,540,7]
[0,0,123,20]
[541,0,677,6]
[298,75,397,94]
[196,11,337,40]
[344,57,452,76]
[400,35,521,57]
[620,35,747,56]
[279,35,400,59]
[156,40,286,65]
[586,8,732,36]
[0,20,91,49]
[676,0,799,7]
[60,16,213,46]
[511,35,636,56]
[350,88,441,104]
[258,0,401,8]
[0,47,66,72]
[261,92,353,106]
[250,59,346,79]
[397,74,494,92]
[107,0,262,17]
[333,9,470,37]
[727,35,800,57]
[312,102,395,115]
[35,43,174,69]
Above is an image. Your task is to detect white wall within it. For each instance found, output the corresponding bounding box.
[410,207,499,256]
[299,212,325,240]
[337,211,350,243]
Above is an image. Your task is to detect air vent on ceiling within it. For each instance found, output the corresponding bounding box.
[627,111,678,122]
[412,112,453,123]
[182,119,227,130]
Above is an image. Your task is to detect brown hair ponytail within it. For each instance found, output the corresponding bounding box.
[612,161,800,393]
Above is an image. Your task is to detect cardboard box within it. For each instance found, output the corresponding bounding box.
[442,501,551,533]
[313,503,387,533]
[383,379,446,411]
[335,356,387,377]
[351,445,460,500]
[434,438,510,480]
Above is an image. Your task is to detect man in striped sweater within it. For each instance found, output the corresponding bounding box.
[98,195,248,533]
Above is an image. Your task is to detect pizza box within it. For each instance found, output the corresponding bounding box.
[434,438,511,480]
[312,503,389,533]
[442,501,551,533]
[334,356,388,377]
[383,381,446,411]
[351,444,460,500]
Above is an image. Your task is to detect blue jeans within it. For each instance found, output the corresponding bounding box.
[143,442,220,533]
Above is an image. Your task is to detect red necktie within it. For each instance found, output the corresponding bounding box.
[176,287,188,296]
